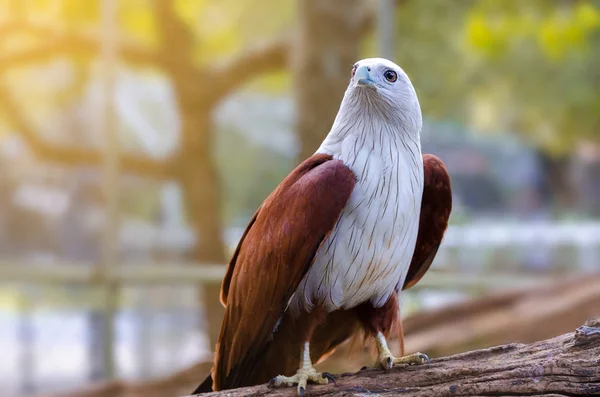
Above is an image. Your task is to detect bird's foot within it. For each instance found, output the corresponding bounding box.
[377,351,430,370]
[268,367,335,396]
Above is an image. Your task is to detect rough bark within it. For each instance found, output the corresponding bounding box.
[402,273,600,357]
[293,0,368,162]
[188,317,600,397]
[316,273,600,375]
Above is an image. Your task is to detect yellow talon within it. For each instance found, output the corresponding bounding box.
[374,332,430,370]
[267,342,335,396]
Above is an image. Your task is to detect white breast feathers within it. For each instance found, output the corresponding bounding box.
[290,129,423,313]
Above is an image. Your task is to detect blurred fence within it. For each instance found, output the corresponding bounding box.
[440,221,600,272]
[1,222,599,396]
[3,2,600,396]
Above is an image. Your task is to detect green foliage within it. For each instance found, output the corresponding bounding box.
[391,0,475,120]
[463,0,600,155]
[60,0,100,29]
[248,70,291,95]
[375,0,600,157]
[6,0,599,226]
[120,0,158,47]
[2,0,291,67]
[465,1,600,61]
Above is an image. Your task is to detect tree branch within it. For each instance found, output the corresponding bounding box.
[0,0,401,176]
[194,318,600,396]
[0,79,174,179]
[0,0,382,103]
[0,24,160,72]
[204,0,386,104]
[205,37,289,103]
[0,20,58,40]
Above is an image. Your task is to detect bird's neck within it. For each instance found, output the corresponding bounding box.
[316,112,422,172]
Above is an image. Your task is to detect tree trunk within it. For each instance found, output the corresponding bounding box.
[536,150,576,211]
[190,318,600,397]
[176,103,226,347]
[155,0,227,348]
[293,0,366,162]
[583,160,600,216]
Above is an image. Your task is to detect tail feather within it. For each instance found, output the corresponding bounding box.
[213,309,360,391]
[191,374,213,395]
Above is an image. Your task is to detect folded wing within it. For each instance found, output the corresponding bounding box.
[403,154,452,290]
[213,153,356,390]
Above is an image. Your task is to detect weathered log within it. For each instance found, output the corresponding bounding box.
[313,273,600,375]
[38,275,600,397]
[403,273,600,357]
[188,318,600,397]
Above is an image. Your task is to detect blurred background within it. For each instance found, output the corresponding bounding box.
[1,0,599,396]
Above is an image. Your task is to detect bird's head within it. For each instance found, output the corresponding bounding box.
[335,58,422,136]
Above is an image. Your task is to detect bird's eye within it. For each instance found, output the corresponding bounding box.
[351,64,357,77]
[384,70,397,83]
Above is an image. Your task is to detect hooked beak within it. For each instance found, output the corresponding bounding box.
[355,65,376,87]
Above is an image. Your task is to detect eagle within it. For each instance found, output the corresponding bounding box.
[193,58,452,395]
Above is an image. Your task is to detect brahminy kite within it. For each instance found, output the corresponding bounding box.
[192,58,452,395]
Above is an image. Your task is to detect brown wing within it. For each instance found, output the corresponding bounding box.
[212,153,356,390]
[403,154,452,290]
[219,209,259,306]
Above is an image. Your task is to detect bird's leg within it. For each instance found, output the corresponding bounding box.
[356,295,430,371]
[373,331,430,370]
[268,341,334,396]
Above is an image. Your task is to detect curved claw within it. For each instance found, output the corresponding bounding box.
[386,356,393,370]
[267,370,329,395]
[322,372,337,385]
[417,352,431,367]
[267,377,278,389]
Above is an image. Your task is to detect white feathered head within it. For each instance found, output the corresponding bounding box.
[333,58,422,137]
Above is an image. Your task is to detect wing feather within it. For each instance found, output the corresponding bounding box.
[403,154,452,290]
[213,153,356,390]
[220,209,259,306]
